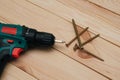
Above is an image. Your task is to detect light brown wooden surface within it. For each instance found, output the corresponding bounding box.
[28,0,120,47]
[1,64,37,80]
[0,0,120,80]
[88,0,120,15]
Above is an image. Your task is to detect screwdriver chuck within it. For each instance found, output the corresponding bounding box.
[23,27,55,46]
[35,32,55,46]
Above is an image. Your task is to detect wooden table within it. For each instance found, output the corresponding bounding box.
[0,0,120,80]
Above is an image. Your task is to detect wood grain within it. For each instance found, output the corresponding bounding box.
[88,0,120,15]
[27,0,120,47]
[12,49,108,80]
[0,0,119,80]
[1,64,37,80]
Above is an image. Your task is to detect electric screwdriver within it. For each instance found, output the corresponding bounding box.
[0,23,65,75]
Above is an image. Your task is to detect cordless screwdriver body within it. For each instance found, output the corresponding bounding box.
[0,22,65,67]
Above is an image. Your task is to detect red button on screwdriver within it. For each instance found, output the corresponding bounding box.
[12,48,23,58]
[7,40,14,43]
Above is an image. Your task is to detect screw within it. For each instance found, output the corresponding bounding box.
[80,34,100,48]
[66,27,88,47]
[82,49,104,61]
[73,43,79,51]
[72,19,82,47]
[73,44,104,61]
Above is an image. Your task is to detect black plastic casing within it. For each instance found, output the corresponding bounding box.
[22,26,55,47]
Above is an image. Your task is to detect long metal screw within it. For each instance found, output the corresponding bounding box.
[80,34,100,48]
[72,19,82,47]
[66,27,88,47]
[73,44,104,61]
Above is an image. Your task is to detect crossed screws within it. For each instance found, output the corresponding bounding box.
[66,19,104,61]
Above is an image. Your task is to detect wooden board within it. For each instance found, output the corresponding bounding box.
[1,64,37,80]
[0,0,120,80]
[88,0,120,15]
[11,49,108,80]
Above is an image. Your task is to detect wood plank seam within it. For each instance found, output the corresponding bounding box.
[53,48,112,80]
[87,0,120,16]
[1,64,38,80]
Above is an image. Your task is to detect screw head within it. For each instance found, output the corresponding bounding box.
[73,44,79,51]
